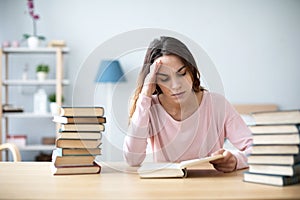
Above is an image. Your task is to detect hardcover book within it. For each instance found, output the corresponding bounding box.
[59,106,104,117]
[51,162,101,175]
[244,171,300,186]
[248,110,300,125]
[55,138,102,148]
[52,149,96,167]
[247,154,300,165]
[249,124,300,134]
[251,145,300,155]
[56,147,101,156]
[57,131,102,140]
[53,116,106,124]
[249,163,300,176]
[60,124,105,132]
[252,133,300,145]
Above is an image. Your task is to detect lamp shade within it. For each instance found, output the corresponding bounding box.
[95,60,126,83]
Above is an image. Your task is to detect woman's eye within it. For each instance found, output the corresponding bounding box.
[178,71,186,76]
[160,77,169,82]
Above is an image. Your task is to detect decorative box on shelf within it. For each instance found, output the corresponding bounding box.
[6,135,27,147]
[42,137,56,145]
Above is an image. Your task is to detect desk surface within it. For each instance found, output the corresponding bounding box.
[0,162,299,200]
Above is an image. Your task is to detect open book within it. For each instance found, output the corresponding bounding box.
[138,154,224,178]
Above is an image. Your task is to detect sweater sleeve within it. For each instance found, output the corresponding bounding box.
[224,101,253,170]
[123,94,152,166]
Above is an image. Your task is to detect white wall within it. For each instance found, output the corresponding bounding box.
[1,0,300,161]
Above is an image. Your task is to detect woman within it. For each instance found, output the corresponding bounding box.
[123,36,252,172]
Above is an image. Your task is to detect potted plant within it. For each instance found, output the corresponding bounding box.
[36,64,49,81]
[24,0,46,48]
[48,93,64,115]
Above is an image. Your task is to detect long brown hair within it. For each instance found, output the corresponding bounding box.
[129,36,205,120]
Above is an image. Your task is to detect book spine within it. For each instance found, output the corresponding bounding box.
[283,175,300,185]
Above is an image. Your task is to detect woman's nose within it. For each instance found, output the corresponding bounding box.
[170,77,181,90]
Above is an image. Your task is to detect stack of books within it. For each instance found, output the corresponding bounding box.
[243,110,300,186]
[51,106,106,175]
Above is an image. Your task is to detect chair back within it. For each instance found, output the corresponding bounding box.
[0,143,21,162]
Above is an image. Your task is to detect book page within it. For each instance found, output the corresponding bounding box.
[179,154,224,169]
[138,162,180,173]
[138,162,184,178]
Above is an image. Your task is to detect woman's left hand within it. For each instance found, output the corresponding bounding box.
[209,149,237,173]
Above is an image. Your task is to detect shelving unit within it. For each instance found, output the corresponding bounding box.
[0,47,69,160]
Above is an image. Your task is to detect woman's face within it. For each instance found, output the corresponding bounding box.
[155,55,193,103]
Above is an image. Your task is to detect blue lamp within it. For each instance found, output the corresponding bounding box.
[95,60,126,83]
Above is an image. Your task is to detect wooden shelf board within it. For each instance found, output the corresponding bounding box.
[18,144,55,151]
[2,79,69,86]
[2,47,69,53]
[3,112,53,118]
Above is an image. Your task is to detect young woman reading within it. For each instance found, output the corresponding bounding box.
[123,36,252,172]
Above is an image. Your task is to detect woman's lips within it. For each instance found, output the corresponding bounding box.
[171,91,185,97]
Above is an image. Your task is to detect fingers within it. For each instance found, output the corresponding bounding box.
[146,61,161,86]
[149,60,162,79]
[141,61,162,96]
[213,164,236,173]
[211,149,225,156]
[210,149,225,164]
[210,150,237,173]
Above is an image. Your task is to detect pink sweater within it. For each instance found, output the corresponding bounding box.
[123,91,252,169]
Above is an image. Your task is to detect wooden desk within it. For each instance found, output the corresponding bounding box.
[0,162,299,200]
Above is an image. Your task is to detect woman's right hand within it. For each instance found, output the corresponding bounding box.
[141,60,162,97]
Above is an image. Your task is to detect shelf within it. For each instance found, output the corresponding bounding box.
[2,79,69,86]
[1,46,68,160]
[18,144,55,151]
[3,112,53,118]
[2,47,69,54]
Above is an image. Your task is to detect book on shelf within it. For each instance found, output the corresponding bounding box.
[56,147,101,156]
[245,110,300,125]
[2,104,23,113]
[137,154,224,178]
[56,138,102,149]
[248,163,300,176]
[53,116,106,124]
[59,106,104,117]
[60,124,105,132]
[42,137,56,145]
[247,154,300,165]
[249,124,300,134]
[52,149,96,167]
[48,40,66,48]
[252,133,300,145]
[57,131,102,140]
[51,162,101,175]
[243,171,300,186]
[251,145,300,155]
